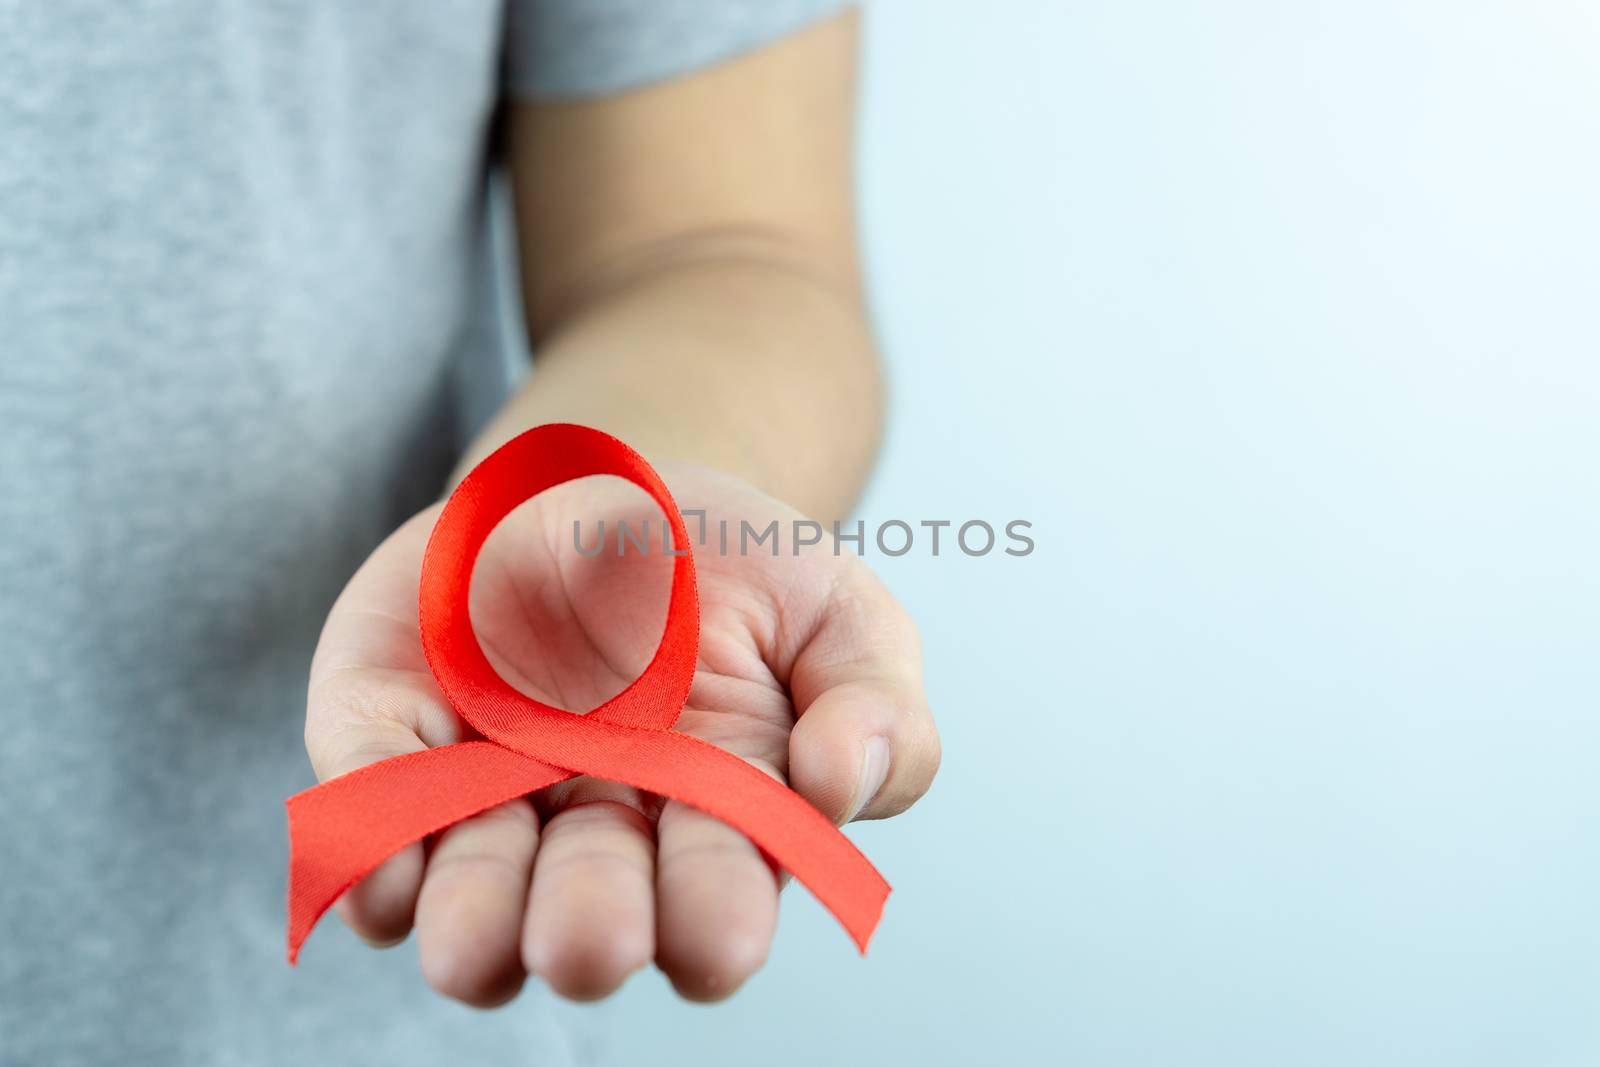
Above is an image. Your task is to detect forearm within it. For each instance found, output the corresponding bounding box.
[455,249,883,524]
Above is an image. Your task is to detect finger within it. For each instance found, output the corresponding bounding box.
[654,782,780,1002]
[785,570,940,824]
[306,710,431,947]
[521,787,656,1001]
[304,508,461,947]
[414,798,540,1008]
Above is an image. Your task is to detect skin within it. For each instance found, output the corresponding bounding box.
[302,12,940,1006]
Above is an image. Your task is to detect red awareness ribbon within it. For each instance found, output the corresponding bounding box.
[286,423,890,964]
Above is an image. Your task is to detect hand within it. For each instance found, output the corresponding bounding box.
[302,462,939,1005]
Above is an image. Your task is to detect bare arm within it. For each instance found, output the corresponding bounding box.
[456,11,879,524]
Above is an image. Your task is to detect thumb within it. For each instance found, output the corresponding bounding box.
[784,570,940,825]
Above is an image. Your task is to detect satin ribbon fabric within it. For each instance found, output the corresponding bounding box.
[286,423,890,964]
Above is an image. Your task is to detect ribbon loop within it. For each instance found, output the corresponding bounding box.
[419,422,698,740]
[286,424,890,965]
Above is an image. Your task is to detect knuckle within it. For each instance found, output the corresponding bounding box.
[425,845,531,888]
[476,798,541,834]
[305,718,420,781]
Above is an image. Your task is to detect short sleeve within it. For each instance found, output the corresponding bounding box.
[503,0,856,101]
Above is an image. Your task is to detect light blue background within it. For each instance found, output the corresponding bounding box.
[575,2,1600,1063]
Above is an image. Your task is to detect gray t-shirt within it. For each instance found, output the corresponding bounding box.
[0,2,845,1064]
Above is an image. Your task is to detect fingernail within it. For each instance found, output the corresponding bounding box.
[844,736,891,824]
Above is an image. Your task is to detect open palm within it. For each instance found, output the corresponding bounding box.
[303,462,939,1005]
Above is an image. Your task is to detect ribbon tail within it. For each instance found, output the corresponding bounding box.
[285,741,570,964]
[534,726,893,953]
[659,737,892,954]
